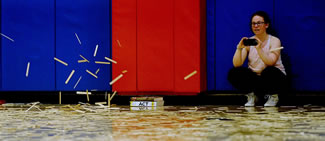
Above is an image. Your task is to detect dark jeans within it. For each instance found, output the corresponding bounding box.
[227,66,287,96]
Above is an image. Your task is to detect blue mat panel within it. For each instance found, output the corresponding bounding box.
[1,0,55,91]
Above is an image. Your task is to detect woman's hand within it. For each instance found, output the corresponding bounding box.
[253,37,262,49]
[237,37,248,49]
[233,37,249,67]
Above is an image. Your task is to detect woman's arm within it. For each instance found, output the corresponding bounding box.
[255,37,281,66]
[233,37,249,67]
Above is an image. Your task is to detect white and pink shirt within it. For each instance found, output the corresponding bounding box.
[248,35,286,75]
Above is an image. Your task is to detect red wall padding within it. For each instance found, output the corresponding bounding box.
[112,0,137,92]
[112,0,206,95]
[137,0,174,91]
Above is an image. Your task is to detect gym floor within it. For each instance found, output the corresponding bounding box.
[1,92,325,140]
[1,94,325,141]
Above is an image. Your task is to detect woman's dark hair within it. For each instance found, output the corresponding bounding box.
[250,11,277,36]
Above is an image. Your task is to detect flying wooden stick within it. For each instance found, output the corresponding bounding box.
[79,55,89,62]
[116,40,122,47]
[94,44,99,57]
[1,33,14,42]
[73,76,82,89]
[86,70,98,78]
[95,61,110,65]
[104,57,117,64]
[75,33,82,45]
[184,70,197,80]
[26,62,30,77]
[270,47,284,52]
[110,74,123,85]
[65,70,75,84]
[54,57,68,66]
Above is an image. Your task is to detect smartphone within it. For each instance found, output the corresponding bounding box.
[243,39,258,46]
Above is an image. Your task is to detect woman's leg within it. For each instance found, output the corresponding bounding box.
[227,67,260,93]
[260,66,287,94]
[261,66,287,106]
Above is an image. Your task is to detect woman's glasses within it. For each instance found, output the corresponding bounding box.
[251,22,265,26]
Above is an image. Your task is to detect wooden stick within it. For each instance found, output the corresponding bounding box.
[95,61,110,65]
[104,57,117,64]
[25,102,40,112]
[110,91,117,101]
[184,70,197,80]
[86,70,98,78]
[65,70,75,84]
[73,76,82,89]
[86,89,89,102]
[94,44,99,57]
[122,70,128,73]
[26,62,30,77]
[79,55,89,62]
[108,94,111,107]
[0,33,14,42]
[116,40,121,47]
[68,105,85,113]
[59,91,62,104]
[270,47,284,52]
[95,68,100,74]
[109,74,123,85]
[78,60,88,63]
[75,33,81,45]
[76,91,92,95]
[54,57,68,66]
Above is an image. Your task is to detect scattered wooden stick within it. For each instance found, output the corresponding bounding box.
[54,57,68,66]
[73,76,82,89]
[95,68,100,74]
[25,102,40,112]
[184,70,197,80]
[95,61,110,65]
[59,91,62,104]
[65,70,75,84]
[0,33,14,42]
[110,91,117,101]
[122,70,128,73]
[82,107,96,113]
[68,105,85,113]
[79,55,89,62]
[86,89,89,102]
[76,91,92,95]
[75,33,82,45]
[270,47,284,52]
[86,70,98,78]
[94,44,99,57]
[95,102,106,108]
[108,94,111,107]
[78,60,88,63]
[116,40,122,47]
[26,62,30,77]
[110,74,123,85]
[104,57,117,64]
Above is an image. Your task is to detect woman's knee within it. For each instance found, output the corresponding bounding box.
[261,66,284,77]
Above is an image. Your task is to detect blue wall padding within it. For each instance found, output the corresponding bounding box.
[55,0,111,91]
[1,0,55,91]
[206,0,216,90]
[207,0,273,91]
[0,0,111,91]
[207,0,325,92]
[274,0,325,91]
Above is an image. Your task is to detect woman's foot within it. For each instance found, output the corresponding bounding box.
[264,94,279,107]
[245,92,256,107]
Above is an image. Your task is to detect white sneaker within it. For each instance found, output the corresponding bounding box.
[245,92,256,107]
[264,94,279,107]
